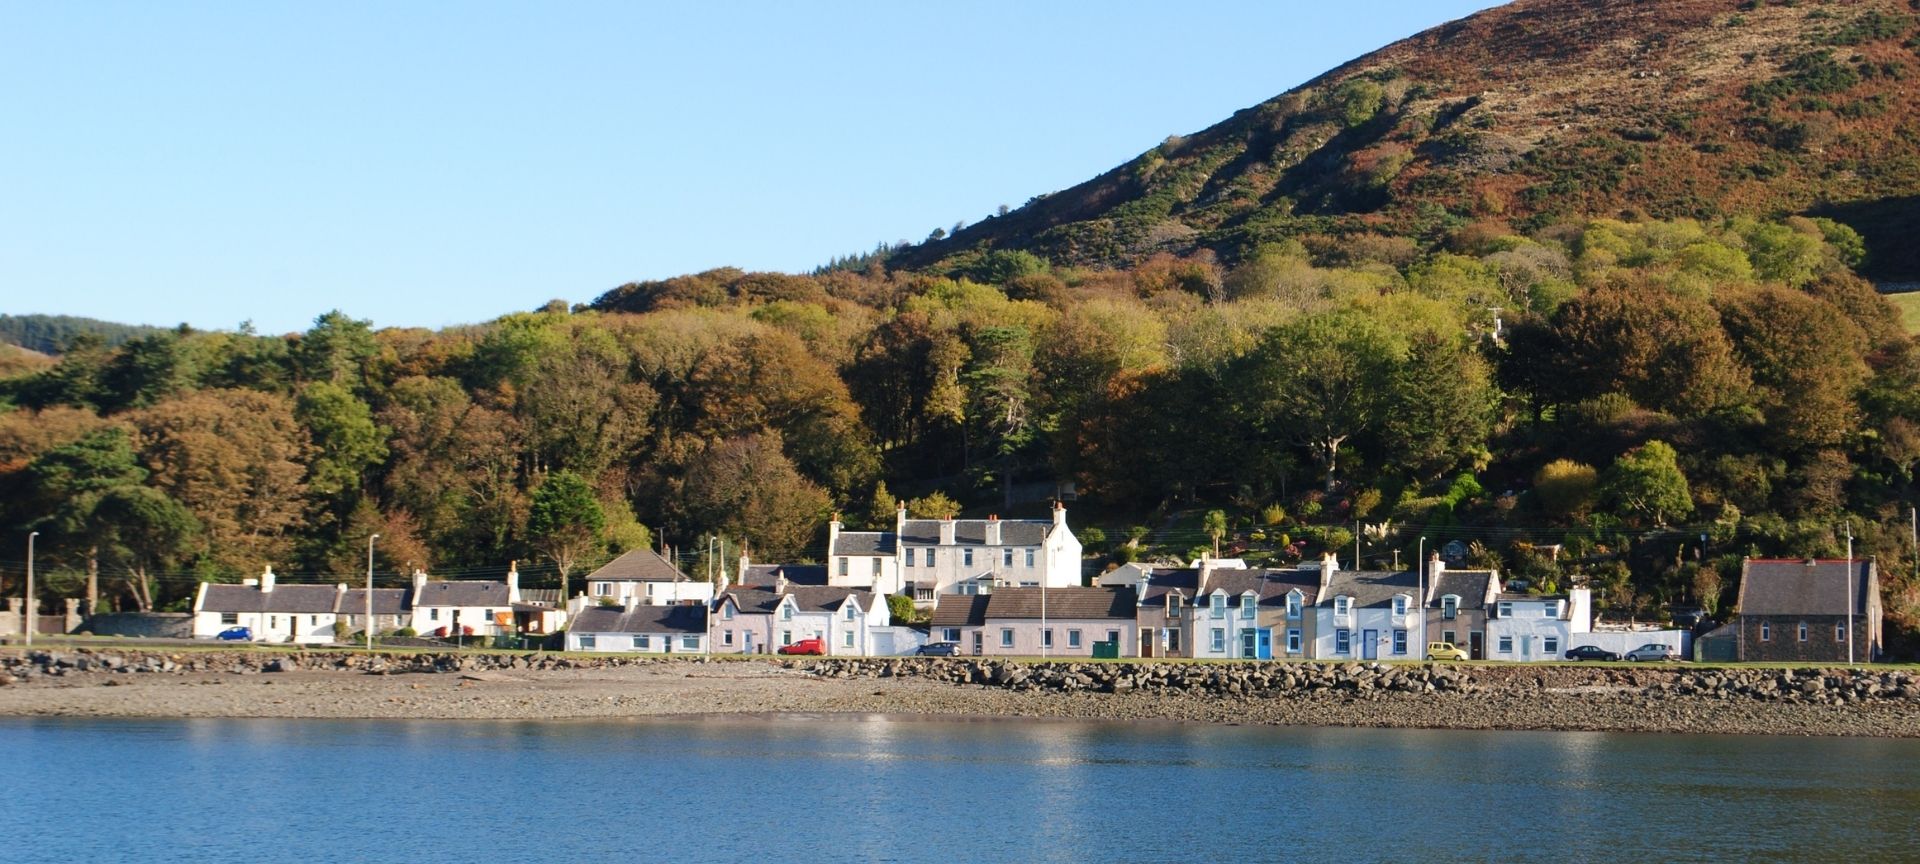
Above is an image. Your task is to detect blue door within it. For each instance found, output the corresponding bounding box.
[1256,628,1272,660]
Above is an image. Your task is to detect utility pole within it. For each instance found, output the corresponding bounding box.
[1040,578,1048,660]
[25,532,38,647]
[1845,521,1855,668]
[1354,520,1361,571]
[365,534,380,651]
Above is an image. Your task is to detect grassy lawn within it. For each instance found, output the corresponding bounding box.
[1886,290,1920,334]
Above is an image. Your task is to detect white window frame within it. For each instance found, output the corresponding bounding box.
[1001,629,1014,648]
[1798,622,1809,642]
[1210,593,1227,619]
[963,548,974,568]
[580,635,597,650]
[723,630,734,646]
[1286,592,1302,619]
[1025,549,1035,568]
[1392,595,1408,617]
[1544,636,1559,654]
[1498,601,1513,618]
[1003,548,1013,567]
[1042,629,1054,649]
[844,604,857,620]
[1761,621,1771,641]
[1210,628,1225,653]
[905,549,916,567]
[1240,594,1256,619]
[681,636,699,651]
[781,603,793,621]
[722,604,735,620]
[843,630,855,648]
[220,612,237,625]
[1498,635,1514,653]
[1442,596,1459,620]
[635,634,649,650]
[942,627,960,642]
[1836,622,1846,641]
[1286,628,1302,653]
[1067,629,1082,649]
[1542,601,1559,618]
[1333,596,1352,617]
[838,557,849,578]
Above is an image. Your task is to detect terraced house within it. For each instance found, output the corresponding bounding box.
[711,573,890,655]
[893,503,1083,605]
[192,567,344,644]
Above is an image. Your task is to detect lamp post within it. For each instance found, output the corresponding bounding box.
[365,534,380,652]
[1844,521,1855,667]
[1417,536,1426,653]
[25,531,38,647]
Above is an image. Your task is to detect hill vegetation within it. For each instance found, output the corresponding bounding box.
[896,0,1920,281]
[0,314,167,355]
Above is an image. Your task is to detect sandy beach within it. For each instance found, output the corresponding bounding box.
[3,651,1918,737]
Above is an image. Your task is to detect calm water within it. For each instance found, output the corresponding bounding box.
[1,715,1917,862]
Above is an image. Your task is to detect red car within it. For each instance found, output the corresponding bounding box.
[778,638,826,656]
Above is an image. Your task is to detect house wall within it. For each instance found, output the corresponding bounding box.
[978,618,1132,657]
[1485,616,1574,661]
[709,610,772,654]
[414,605,508,637]
[899,542,1051,599]
[1426,610,1487,656]
[869,626,926,656]
[588,581,714,607]
[1135,608,1178,658]
[336,613,408,635]
[830,555,901,596]
[1312,609,1421,660]
[193,610,338,644]
[1737,615,1862,663]
[1185,605,1272,660]
[568,630,708,653]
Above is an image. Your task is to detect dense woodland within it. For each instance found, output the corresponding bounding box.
[3,214,1918,655]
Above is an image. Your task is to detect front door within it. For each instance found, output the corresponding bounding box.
[744,632,756,654]
[972,631,983,656]
[1469,630,1484,660]
[1362,629,1379,660]
[1257,628,1272,660]
[1520,635,1533,660]
[1241,628,1257,659]
[1141,627,1155,658]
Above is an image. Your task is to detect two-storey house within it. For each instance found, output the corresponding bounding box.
[1424,560,1500,659]
[1485,589,1592,661]
[1114,565,1197,658]
[1186,563,1322,660]
[825,519,902,595]
[1313,561,1423,661]
[711,574,890,655]
[583,549,714,607]
[895,502,1082,605]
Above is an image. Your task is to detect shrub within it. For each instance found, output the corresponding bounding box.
[1261,503,1287,526]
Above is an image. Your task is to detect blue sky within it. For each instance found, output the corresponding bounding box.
[2,1,1497,335]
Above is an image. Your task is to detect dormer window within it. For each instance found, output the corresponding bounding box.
[1286,591,1303,619]
[1210,593,1227,619]
[1168,595,1182,618]
[1441,595,1459,620]
[1240,593,1256,619]
[781,602,794,621]
[1334,596,1352,617]
[1392,595,1409,617]
[722,604,735,620]
[844,603,857,620]
[1542,600,1559,618]
[1498,601,1513,618]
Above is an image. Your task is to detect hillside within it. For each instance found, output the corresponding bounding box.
[898,0,1920,279]
[0,314,166,355]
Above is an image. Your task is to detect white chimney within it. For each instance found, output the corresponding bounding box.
[1319,553,1337,594]
[259,565,276,593]
[1427,553,1445,602]
[828,515,842,558]
[1568,587,1593,634]
[1052,500,1067,529]
[411,568,428,597]
[506,561,520,603]
[938,518,956,546]
[774,570,789,595]
[984,514,1002,546]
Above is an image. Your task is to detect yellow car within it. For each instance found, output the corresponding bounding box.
[1425,641,1470,661]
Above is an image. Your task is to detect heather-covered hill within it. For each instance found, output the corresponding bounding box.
[900,0,1920,278]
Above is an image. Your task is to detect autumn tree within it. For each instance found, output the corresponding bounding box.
[130,389,310,574]
[1602,440,1693,526]
[527,470,605,604]
[676,433,829,560]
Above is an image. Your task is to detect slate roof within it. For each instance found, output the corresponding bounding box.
[982,586,1135,621]
[899,519,1052,547]
[831,531,897,556]
[1321,570,1420,609]
[929,594,990,628]
[1429,571,1497,610]
[739,564,828,587]
[339,588,409,615]
[1199,568,1320,606]
[1133,568,1199,605]
[200,584,343,614]
[586,548,690,582]
[718,585,874,615]
[412,580,511,608]
[571,604,708,635]
[1738,559,1875,617]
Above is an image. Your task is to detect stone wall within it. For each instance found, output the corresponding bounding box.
[82,612,194,639]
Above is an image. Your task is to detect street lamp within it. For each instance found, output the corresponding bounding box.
[1844,521,1855,667]
[365,534,380,652]
[25,532,38,648]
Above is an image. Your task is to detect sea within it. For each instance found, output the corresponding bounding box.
[1,715,1915,862]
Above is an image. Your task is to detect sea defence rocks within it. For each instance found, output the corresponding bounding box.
[0,648,704,681]
[787,656,1920,708]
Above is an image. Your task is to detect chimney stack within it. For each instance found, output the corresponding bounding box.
[984,515,1002,547]
[506,561,520,603]
[259,565,276,593]
[1052,500,1067,529]
[412,568,428,597]
[938,517,956,546]
[1319,552,1337,594]
[828,515,842,563]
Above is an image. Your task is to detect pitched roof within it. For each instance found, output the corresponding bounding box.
[585,549,690,582]
[572,604,707,635]
[831,531,896,556]
[1199,567,1320,606]
[739,564,828,587]
[413,580,511,607]
[1133,567,1199,605]
[900,519,1052,547]
[517,588,563,608]
[200,584,342,614]
[983,586,1135,620]
[718,585,874,615]
[339,588,408,615]
[1429,571,1497,609]
[930,594,990,628]
[1321,570,1420,609]
[1738,559,1875,617]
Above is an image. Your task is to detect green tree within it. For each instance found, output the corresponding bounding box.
[908,491,962,520]
[295,382,388,498]
[1239,310,1399,491]
[292,310,376,387]
[1602,440,1694,526]
[1203,509,1228,559]
[1532,459,1599,522]
[94,485,201,611]
[527,470,606,605]
[22,426,149,609]
[1381,331,1496,480]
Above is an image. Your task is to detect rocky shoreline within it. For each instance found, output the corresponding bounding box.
[1,648,1917,737]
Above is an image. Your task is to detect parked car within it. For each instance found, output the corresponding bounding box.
[1564,645,1620,662]
[215,626,252,641]
[778,638,826,656]
[916,641,961,656]
[1425,641,1469,661]
[1624,643,1681,662]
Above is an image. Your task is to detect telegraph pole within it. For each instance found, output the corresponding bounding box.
[25,532,38,647]
[365,534,380,651]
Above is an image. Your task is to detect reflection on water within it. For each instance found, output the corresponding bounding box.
[1,715,1916,863]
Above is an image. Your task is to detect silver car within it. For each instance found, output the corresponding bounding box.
[1624,643,1680,662]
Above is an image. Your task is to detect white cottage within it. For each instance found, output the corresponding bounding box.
[192,567,344,644]
[566,604,709,654]
[711,576,890,655]
[1312,561,1424,661]
[409,569,518,638]
[1485,589,1593,661]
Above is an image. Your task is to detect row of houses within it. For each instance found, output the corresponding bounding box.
[192,564,567,643]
